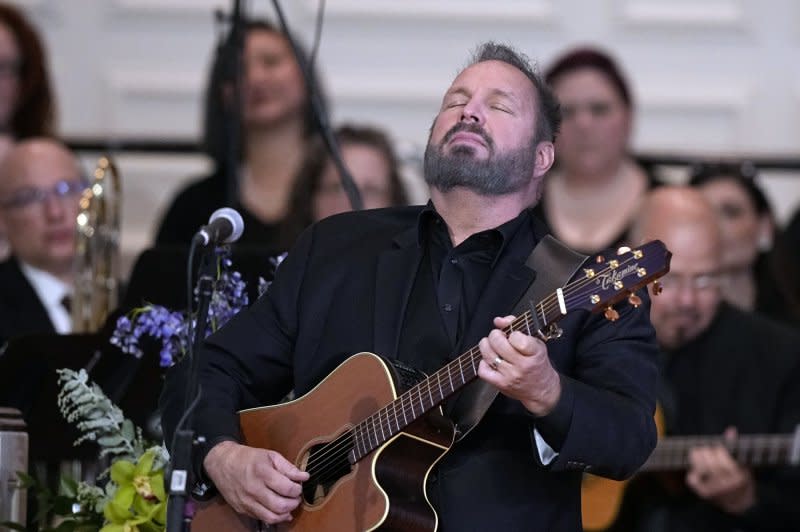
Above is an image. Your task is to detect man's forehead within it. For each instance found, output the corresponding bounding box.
[2,147,79,186]
[449,60,535,99]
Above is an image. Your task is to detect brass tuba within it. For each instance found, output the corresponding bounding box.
[72,156,121,333]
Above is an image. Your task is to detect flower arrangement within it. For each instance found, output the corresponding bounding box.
[15,250,286,531]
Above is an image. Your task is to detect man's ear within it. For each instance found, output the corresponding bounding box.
[533,141,555,179]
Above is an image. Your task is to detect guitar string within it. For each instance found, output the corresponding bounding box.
[302,251,661,484]
[306,274,659,488]
[304,251,657,485]
[303,250,660,483]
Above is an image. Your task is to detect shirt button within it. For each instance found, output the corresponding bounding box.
[443,304,453,312]
[450,258,458,264]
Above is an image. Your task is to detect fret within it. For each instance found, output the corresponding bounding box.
[355,425,364,459]
[524,313,532,336]
[378,409,386,443]
[364,416,378,449]
[538,301,547,327]
[389,403,399,433]
[371,412,380,448]
[447,364,454,392]
[401,394,408,427]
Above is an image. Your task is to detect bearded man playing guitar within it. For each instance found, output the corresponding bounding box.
[161,42,662,531]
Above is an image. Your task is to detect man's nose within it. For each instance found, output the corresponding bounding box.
[43,194,66,219]
[460,100,485,125]
[675,282,698,307]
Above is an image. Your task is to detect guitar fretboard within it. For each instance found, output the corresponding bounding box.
[642,432,800,471]
[349,309,544,463]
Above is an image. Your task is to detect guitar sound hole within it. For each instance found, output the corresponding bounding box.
[302,441,353,505]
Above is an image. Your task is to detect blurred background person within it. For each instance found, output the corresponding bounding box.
[689,161,800,324]
[155,19,326,249]
[538,46,656,254]
[280,123,409,247]
[0,138,84,345]
[610,186,800,532]
[0,2,57,260]
[0,2,56,140]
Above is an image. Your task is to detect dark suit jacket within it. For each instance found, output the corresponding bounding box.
[0,257,56,346]
[160,206,660,531]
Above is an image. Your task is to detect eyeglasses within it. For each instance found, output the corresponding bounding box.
[656,272,723,292]
[0,179,88,210]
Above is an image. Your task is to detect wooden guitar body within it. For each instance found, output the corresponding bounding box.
[191,353,456,532]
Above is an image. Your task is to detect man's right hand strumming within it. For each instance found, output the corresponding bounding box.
[203,440,310,525]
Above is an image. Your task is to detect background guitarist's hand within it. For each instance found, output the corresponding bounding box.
[204,440,310,524]
[477,315,562,417]
[685,427,756,515]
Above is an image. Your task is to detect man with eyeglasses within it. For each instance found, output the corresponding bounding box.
[0,137,86,345]
[610,186,800,532]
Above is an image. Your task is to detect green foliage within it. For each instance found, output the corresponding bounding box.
[56,369,145,463]
[32,369,171,531]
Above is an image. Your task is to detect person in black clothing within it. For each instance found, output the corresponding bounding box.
[0,138,84,344]
[689,160,800,324]
[155,19,326,248]
[160,42,660,531]
[613,186,800,532]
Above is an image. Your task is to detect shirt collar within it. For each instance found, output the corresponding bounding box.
[18,260,71,308]
[416,200,532,252]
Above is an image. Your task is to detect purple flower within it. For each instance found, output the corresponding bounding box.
[110,249,284,368]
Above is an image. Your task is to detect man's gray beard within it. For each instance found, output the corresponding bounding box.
[423,142,536,196]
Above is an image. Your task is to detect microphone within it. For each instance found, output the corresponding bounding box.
[193,207,244,246]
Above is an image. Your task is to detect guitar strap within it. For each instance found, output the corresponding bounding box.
[448,234,588,442]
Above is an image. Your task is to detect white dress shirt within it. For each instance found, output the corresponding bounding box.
[19,261,72,334]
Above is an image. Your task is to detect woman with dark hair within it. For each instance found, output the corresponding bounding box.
[155,19,326,248]
[280,124,408,247]
[537,46,655,254]
[0,2,55,138]
[690,161,800,324]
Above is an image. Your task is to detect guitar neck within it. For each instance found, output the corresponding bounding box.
[350,307,546,462]
[642,432,800,471]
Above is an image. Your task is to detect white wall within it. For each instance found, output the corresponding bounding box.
[11,0,800,274]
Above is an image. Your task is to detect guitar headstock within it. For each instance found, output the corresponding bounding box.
[565,240,671,320]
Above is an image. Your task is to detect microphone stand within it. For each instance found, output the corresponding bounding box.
[166,246,217,532]
[218,0,245,207]
[269,0,364,212]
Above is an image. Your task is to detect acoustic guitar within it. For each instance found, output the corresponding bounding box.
[191,240,671,532]
[582,412,800,531]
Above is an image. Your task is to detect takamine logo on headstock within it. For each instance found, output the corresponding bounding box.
[567,241,672,321]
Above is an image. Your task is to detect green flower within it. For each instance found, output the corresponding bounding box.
[101,448,167,532]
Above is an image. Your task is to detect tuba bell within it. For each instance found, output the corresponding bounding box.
[72,155,121,333]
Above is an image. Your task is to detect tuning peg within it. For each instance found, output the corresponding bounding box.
[628,293,642,307]
[604,306,620,322]
[652,280,663,295]
[617,245,631,255]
